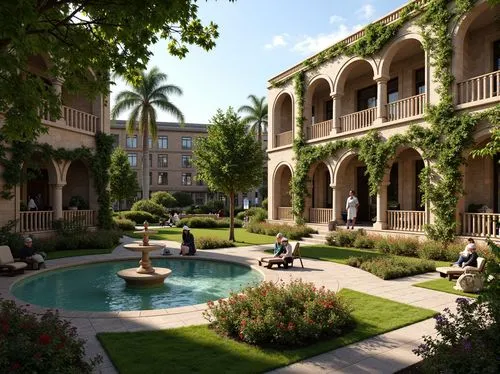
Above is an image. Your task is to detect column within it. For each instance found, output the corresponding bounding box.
[51,78,64,97]
[373,181,390,230]
[51,183,65,220]
[374,76,388,125]
[330,93,343,135]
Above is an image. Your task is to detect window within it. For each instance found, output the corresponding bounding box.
[182,136,192,149]
[387,78,399,103]
[149,172,152,186]
[148,137,153,149]
[158,136,168,149]
[126,136,137,148]
[158,172,168,185]
[415,68,425,95]
[182,173,192,186]
[149,154,152,168]
[494,40,500,71]
[158,154,168,168]
[357,85,377,111]
[112,134,119,148]
[325,100,333,120]
[127,153,137,167]
[181,155,192,168]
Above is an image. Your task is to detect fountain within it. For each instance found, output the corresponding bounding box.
[117,221,172,286]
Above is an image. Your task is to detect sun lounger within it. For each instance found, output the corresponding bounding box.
[258,242,304,269]
[0,245,28,275]
[436,257,486,281]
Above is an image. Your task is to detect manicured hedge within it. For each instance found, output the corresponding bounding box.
[247,222,316,240]
[347,256,436,280]
[195,237,236,249]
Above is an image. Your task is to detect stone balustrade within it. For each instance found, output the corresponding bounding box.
[462,212,500,238]
[387,210,426,232]
[457,70,500,105]
[309,208,332,224]
[340,107,376,132]
[387,94,426,122]
[275,130,293,147]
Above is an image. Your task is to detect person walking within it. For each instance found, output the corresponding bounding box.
[345,190,359,229]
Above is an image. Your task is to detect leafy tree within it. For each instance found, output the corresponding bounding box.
[471,124,500,161]
[0,0,233,142]
[151,191,178,209]
[109,148,139,210]
[172,191,194,207]
[112,67,184,198]
[193,108,264,241]
[238,95,268,146]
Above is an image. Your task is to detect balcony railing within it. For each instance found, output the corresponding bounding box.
[387,210,426,232]
[306,119,332,140]
[387,94,426,122]
[63,106,98,133]
[63,210,96,227]
[277,207,293,221]
[462,213,500,238]
[275,130,293,147]
[457,70,500,105]
[19,211,54,232]
[309,208,332,224]
[339,107,376,132]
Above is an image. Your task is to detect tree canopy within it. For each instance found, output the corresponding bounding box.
[193,107,264,240]
[109,147,139,210]
[0,0,233,141]
[238,95,268,146]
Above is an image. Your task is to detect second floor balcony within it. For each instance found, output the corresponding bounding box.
[41,105,99,134]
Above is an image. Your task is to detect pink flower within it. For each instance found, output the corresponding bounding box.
[38,333,52,345]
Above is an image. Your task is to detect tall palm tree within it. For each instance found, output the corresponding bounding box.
[238,95,268,146]
[112,67,184,199]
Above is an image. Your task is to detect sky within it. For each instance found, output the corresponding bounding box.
[110,0,408,125]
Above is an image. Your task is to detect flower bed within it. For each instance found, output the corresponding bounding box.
[347,256,436,280]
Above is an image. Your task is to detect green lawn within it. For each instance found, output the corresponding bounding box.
[299,245,450,268]
[98,289,435,374]
[413,278,479,298]
[46,248,114,260]
[126,227,275,247]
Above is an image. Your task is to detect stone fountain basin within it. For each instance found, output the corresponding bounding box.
[117,267,172,287]
[123,243,161,252]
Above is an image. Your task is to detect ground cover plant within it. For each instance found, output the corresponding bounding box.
[413,278,478,298]
[347,256,436,280]
[98,289,435,374]
[246,222,316,240]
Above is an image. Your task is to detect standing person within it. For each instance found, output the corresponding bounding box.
[27,195,37,211]
[345,190,359,230]
[180,225,196,256]
[19,237,46,270]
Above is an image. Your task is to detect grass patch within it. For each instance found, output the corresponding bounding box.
[46,248,114,259]
[98,289,435,374]
[126,227,275,247]
[413,278,479,298]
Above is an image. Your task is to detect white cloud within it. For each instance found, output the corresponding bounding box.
[291,24,363,55]
[356,4,375,20]
[329,15,345,24]
[264,34,288,50]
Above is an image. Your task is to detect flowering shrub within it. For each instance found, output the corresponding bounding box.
[347,256,435,279]
[246,222,316,240]
[203,279,353,347]
[0,299,102,373]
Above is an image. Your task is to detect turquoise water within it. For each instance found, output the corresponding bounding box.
[11,259,263,312]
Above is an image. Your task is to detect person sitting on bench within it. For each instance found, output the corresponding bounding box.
[19,237,46,270]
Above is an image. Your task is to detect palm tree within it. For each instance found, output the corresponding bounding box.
[112,67,184,199]
[238,95,268,146]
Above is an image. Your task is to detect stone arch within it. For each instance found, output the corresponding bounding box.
[272,90,295,147]
[20,155,61,211]
[272,162,294,220]
[63,159,92,209]
[379,34,425,78]
[304,75,334,127]
[333,57,377,95]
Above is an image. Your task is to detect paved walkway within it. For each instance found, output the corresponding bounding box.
[0,236,463,373]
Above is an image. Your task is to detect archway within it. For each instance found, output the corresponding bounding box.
[304,76,333,140]
[273,92,293,147]
[22,153,58,211]
[272,163,293,220]
[305,161,333,223]
[63,160,91,209]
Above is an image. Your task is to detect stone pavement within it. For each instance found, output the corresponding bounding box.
[0,236,464,373]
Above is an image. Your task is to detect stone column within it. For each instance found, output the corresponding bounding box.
[330,184,338,222]
[330,93,343,135]
[373,180,390,230]
[51,183,65,220]
[51,78,64,97]
[374,76,388,125]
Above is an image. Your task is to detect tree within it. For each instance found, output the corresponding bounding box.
[193,108,264,241]
[0,0,233,142]
[151,191,178,209]
[172,191,194,207]
[109,147,139,210]
[238,95,268,146]
[111,67,184,198]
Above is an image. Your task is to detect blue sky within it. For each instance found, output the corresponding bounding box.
[111,0,407,124]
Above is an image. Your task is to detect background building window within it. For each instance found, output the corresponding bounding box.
[182,136,192,149]
[158,154,168,168]
[148,137,153,149]
[357,85,377,111]
[158,136,168,149]
[415,68,426,95]
[112,134,119,148]
[127,153,137,167]
[387,78,399,103]
[149,172,152,185]
[158,172,168,185]
[126,135,137,148]
[182,173,192,186]
[149,154,152,167]
[181,155,192,168]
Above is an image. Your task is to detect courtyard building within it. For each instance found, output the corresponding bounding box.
[267,0,500,239]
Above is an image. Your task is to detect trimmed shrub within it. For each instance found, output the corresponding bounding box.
[113,217,135,231]
[195,237,236,249]
[203,279,353,347]
[206,199,225,213]
[353,235,375,249]
[176,217,243,229]
[151,191,177,209]
[374,236,419,257]
[120,210,155,224]
[326,230,360,247]
[131,200,166,218]
[347,256,436,280]
[417,241,448,261]
[0,299,102,373]
[246,222,316,240]
[216,217,243,228]
[172,191,193,207]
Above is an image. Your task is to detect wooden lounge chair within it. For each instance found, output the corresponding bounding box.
[258,242,304,269]
[0,245,28,276]
[436,257,486,281]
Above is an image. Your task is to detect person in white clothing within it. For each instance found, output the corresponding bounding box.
[27,196,37,211]
[345,190,359,230]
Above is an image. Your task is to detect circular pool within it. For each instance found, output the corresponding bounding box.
[11,258,263,312]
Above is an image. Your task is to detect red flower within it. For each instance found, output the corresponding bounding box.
[38,333,52,345]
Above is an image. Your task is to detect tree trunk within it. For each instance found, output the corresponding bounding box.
[142,127,150,199]
[257,121,262,146]
[229,191,235,241]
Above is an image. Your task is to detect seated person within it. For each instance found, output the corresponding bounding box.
[275,237,292,258]
[273,232,284,256]
[180,225,196,256]
[454,238,476,267]
[19,237,46,270]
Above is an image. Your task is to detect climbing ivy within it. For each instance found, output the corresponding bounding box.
[281,0,500,244]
